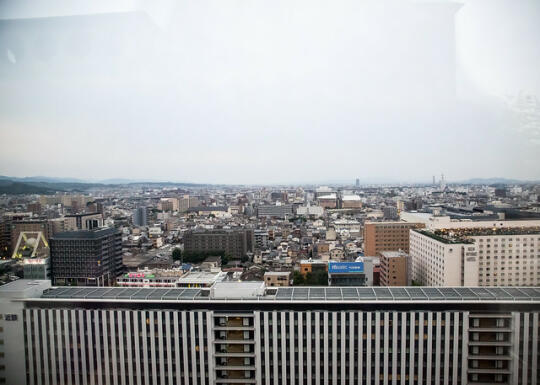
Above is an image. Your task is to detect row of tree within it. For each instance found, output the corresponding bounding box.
[171,248,231,265]
[292,270,328,286]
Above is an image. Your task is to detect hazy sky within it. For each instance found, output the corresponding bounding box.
[0,0,539,184]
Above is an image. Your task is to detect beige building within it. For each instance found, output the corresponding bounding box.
[379,250,408,286]
[264,271,291,286]
[410,225,540,287]
[160,198,179,212]
[64,213,103,231]
[341,195,362,209]
[318,193,337,209]
[363,221,424,256]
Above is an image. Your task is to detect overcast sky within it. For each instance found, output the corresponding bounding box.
[0,0,539,184]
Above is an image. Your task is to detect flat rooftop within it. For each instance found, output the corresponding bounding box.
[33,285,540,302]
[51,227,118,240]
[414,227,540,244]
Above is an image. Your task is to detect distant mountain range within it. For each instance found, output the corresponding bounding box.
[0,175,155,184]
[458,177,539,185]
[0,175,538,195]
[0,175,210,195]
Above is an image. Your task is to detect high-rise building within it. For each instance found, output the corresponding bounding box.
[355,178,360,187]
[133,206,148,227]
[410,226,540,286]
[1,280,539,385]
[178,195,190,212]
[379,250,409,286]
[363,221,424,256]
[50,227,123,286]
[184,229,254,259]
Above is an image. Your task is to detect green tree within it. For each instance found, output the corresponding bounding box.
[292,271,305,286]
[172,247,182,261]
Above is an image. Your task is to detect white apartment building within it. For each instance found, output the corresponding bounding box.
[410,227,540,287]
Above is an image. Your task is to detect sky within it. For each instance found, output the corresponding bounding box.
[0,0,539,184]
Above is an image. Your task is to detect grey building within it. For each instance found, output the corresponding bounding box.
[184,229,254,259]
[254,229,269,249]
[133,206,148,227]
[50,227,123,286]
[0,281,539,385]
[257,204,294,219]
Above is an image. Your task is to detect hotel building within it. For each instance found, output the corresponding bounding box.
[410,227,540,287]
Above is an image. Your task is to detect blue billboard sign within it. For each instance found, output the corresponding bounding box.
[328,262,364,274]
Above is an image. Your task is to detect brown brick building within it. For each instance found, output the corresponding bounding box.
[363,221,424,256]
[379,250,409,286]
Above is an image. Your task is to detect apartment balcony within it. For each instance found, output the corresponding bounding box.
[215,340,255,344]
[215,366,256,371]
[468,354,511,360]
[215,352,256,358]
[468,341,512,346]
[468,369,512,375]
[217,357,252,367]
[214,326,255,331]
[469,328,512,332]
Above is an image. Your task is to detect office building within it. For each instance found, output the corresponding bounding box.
[50,227,122,286]
[296,203,324,217]
[363,221,424,256]
[1,280,539,385]
[410,226,540,287]
[379,251,409,286]
[133,206,149,227]
[257,203,294,219]
[183,229,254,259]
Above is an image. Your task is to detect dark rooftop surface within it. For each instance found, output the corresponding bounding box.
[51,227,119,240]
[37,286,540,302]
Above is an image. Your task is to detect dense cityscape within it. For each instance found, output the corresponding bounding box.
[1,0,539,383]
[1,177,539,384]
